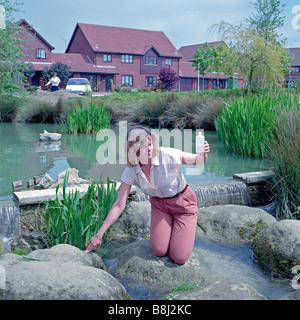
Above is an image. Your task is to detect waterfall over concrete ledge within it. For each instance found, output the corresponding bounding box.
[0,198,21,239]
[134,181,252,208]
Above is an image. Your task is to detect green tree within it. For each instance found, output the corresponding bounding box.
[43,62,72,86]
[247,0,286,44]
[192,42,213,91]
[211,21,291,90]
[210,42,237,88]
[0,0,29,94]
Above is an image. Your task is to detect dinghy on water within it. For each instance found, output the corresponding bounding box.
[39,130,62,141]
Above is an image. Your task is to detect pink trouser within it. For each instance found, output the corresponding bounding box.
[149,186,199,264]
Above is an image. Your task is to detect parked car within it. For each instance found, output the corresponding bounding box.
[66,78,92,95]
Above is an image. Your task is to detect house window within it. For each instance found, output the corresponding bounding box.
[146,56,157,65]
[122,55,133,63]
[289,66,299,74]
[165,58,172,65]
[103,54,112,62]
[122,75,133,86]
[146,76,156,87]
[36,49,46,59]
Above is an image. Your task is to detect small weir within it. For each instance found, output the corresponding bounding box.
[134,181,252,208]
[0,198,21,249]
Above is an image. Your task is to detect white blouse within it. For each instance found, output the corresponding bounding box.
[121,147,186,198]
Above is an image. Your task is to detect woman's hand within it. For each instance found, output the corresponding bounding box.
[203,141,210,154]
[85,234,103,253]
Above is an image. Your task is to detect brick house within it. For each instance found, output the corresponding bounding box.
[178,42,244,91]
[65,23,182,92]
[17,19,55,87]
[18,19,245,92]
[286,48,300,88]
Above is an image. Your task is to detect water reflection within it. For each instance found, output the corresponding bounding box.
[0,123,270,198]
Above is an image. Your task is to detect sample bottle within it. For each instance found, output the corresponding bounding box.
[196,131,205,153]
[186,130,205,176]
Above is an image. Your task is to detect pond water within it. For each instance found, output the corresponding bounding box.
[0,123,270,198]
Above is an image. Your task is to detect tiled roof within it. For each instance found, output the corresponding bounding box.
[288,48,300,66]
[51,53,119,74]
[178,41,225,62]
[68,23,181,58]
[18,19,55,50]
[26,61,53,71]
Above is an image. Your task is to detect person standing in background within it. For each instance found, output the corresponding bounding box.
[46,72,60,92]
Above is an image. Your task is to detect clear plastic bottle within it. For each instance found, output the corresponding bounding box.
[196,131,205,153]
[186,130,205,176]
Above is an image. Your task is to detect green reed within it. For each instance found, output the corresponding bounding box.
[268,108,300,219]
[64,99,112,134]
[214,91,299,158]
[43,173,119,250]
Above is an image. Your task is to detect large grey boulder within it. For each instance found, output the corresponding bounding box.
[252,219,300,277]
[197,205,277,243]
[106,238,214,299]
[0,244,130,300]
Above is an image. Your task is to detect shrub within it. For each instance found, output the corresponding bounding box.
[0,94,22,122]
[43,174,120,250]
[15,97,64,123]
[64,99,112,134]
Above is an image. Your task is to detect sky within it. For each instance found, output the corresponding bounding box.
[11,0,300,53]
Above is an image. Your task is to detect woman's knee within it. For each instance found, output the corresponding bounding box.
[151,244,169,257]
[169,251,190,265]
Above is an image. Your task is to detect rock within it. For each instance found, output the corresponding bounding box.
[39,130,62,141]
[107,201,151,239]
[33,176,42,185]
[36,173,55,189]
[0,239,8,255]
[11,232,49,253]
[27,179,34,188]
[164,281,266,300]
[252,219,300,277]
[50,168,90,188]
[233,171,274,184]
[106,238,214,299]
[0,244,130,300]
[12,181,22,191]
[197,205,277,243]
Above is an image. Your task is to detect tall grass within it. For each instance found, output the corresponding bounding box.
[15,98,64,123]
[64,99,112,133]
[43,174,120,250]
[0,94,23,122]
[214,91,299,158]
[268,108,300,219]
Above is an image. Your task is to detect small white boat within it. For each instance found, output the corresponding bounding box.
[39,130,62,141]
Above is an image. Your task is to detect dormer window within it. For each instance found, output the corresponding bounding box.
[146,56,157,65]
[36,49,46,59]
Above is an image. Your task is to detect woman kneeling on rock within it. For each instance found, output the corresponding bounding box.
[85,125,210,264]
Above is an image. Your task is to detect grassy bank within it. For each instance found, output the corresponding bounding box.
[0,88,250,130]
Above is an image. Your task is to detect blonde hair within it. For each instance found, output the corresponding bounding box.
[126,126,159,167]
